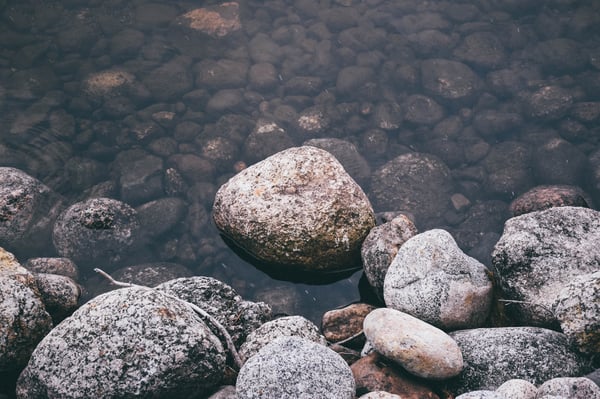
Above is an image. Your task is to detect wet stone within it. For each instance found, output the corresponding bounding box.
[453,32,506,70]
[117,152,164,205]
[523,85,574,121]
[33,273,80,323]
[509,185,591,217]
[236,336,355,399]
[176,2,241,38]
[421,59,483,104]
[361,215,418,300]
[303,138,371,185]
[455,392,504,399]
[322,303,376,344]
[243,119,295,164]
[52,197,141,270]
[482,141,533,200]
[15,286,226,398]
[143,56,194,102]
[403,94,445,126]
[248,62,278,92]
[537,377,600,399]
[111,262,194,288]
[195,59,249,90]
[24,257,79,280]
[495,379,538,399]
[492,206,600,327]
[136,197,187,241]
[532,138,587,186]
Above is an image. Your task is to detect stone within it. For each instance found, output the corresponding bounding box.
[0,273,53,372]
[384,229,493,329]
[472,110,522,140]
[553,271,600,354]
[351,353,441,399]
[492,206,600,327]
[52,197,141,270]
[453,32,506,70]
[0,167,64,257]
[370,152,454,227]
[81,69,137,100]
[208,385,237,399]
[536,377,600,398]
[117,152,164,205]
[243,119,295,164]
[236,336,355,399]
[143,56,193,102]
[363,308,463,380]
[238,315,326,362]
[421,58,483,104]
[532,138,587,186]
[24,257,79,280]
[156,276,272,347]
[303,138,371,185]
[509,185,591,216]
[33,273,80,323]
[455,392,503,399]
[447,327,591,395]
[403,94,445,125]
[482,141,533,200]
[213,146,376,272]
[358,392,404,399]
[361,215,418,299]
[523,85,574,121]
[136,197,187,240]
[195,59,248,90]
[495,379,538,399]
[337,66,375,95]
[322,303,375,345]
[176,2,241,38]
[16,286,226,398]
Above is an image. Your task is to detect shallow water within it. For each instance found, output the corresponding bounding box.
[1,0,599,324]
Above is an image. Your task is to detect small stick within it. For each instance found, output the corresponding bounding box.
[332,330,364,346]
[94,268,243,369]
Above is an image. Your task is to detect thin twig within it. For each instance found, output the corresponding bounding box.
[94,268,243,369]
[332,329,364,346]
[498,299,555,316]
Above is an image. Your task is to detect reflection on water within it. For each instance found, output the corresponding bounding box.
[1,0,599,323]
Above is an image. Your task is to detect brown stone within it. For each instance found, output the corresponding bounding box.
[509,185,591,216]
[177,2,241,38]
[322,303,376,344]
[351,353,441,399]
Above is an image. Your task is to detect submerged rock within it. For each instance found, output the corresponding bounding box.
[213,146,375,272]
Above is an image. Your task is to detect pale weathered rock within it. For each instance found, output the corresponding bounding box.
[448,327,591,394]
[177,2,242,38]
[492,206,600,327]
[16,286,226,398]
[0,246,28,275]
[358,392,403,399]
[236,336,355,399]
[361,215,418,300]
[303,138,371,185]
[213,146,375,272]
[455,391,503,399]
[553,271,600,354]
[495,379,538,399]
[81,69,137,99]
[24,257,79,280]
[238,315,326,362]
[536,377,600,398]
[363,308,463,380]
[384,229,493,329]
[0,273,53,372]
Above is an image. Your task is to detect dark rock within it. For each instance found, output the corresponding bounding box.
[110,28,145,61]
[373,102,403,130]
[136,197,187,240]
[206,89,245,115]
[407,29,457,58]
[509,185,591,216]
[243,119,295,164]
[532,138,588,186]
[370,152,454,227]
[33,273,80,323]
[168,153,215,183]
[195,59,249,90]
[52,197,141,270]
[199,136,239,172]
[248,62,278,92]
[522,85,574,121]
[531,38,588,73]
[421,59,483,105]
[303,138,371,185]
[447,327,593,395]
[337,66,375,96]
[248,33,282,64]
[472,110,522,139]
[351,353,440,399]
[486,64,542,98]
[117,152,164,205]
[16,286,226,398]
[134,3,179,30]
[24,257,79,280]
[143,56,193,102]
[492,206,600,327]
[403,94,445,125]
[482,141,533,200]
[453,32,506,70]
[284,76,323,96]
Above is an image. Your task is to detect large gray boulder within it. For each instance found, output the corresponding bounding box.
[447,327,592,395]
[492,206,600,327]
[236,336,355,399]
[16,286,226,398]
[384,229,493,330]
[213,146,375,272]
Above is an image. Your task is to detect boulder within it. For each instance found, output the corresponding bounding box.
[361,215,418,300]
[363,308,463,380]
[492,206,600,327]
[176,2,241,38]
[536,377,600,398]
[236,336,355,399]
[509,185,591,216]
[421,58,483,104]
[384,229,493,330]
[213,146,375,272]
[447,327,591,394]
[16,286,226,398]
[495,379,538,399]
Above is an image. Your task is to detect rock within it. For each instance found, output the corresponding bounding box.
[136,197,187,240]
[358,392,404,399]
[1,247,29,275]
[351,353,441,399]
[16,286,226,398]
[536,377,600,398]
[532,138,588,186]
[81,69,137,100]
[421,59,483,104]
[495,379,538,399]
[52,197,141,270]
[117,152,164,205]
[553,271,600,354]
[402,94,445,125]
[370,152,454,227]
[156,276,271,347]
[523,85,574,121]
[453,32,506,70]
[492,206,600,327]
[195,59,248,90]
[509,185,591,216]
[0,167,64,257]
[482,141,533,200]
[115,262,193,287]
[248,33,282,64]
[236,336,355,399]
[322,303,375,345]
[176,2,241,38]
[212,146,376,272]
[243,119,295,164]
[33,273,80,323]
[238,315,326,362]
[143,56,193,102]
[361,215,418,300]
[455,392,503,399]
[384,229,493,329]
[532,38,588,73]
[303,138,371,185]
[447,327,591,395]
[363,308,463,380]
[337,66,375,96]
[472,110,522,140]
[248,63,278,92]
[208,385,237,399]
[0,272,53,372]
[24,257,79,280]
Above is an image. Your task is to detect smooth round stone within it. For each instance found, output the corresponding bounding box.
[236,336,355,399]
[358,392,403,399]
[455,391,503,399]
[363,308,463,380]
[495,379,538,399]
[537,377,600,398]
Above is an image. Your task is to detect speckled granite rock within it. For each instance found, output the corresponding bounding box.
[213,146,375,272]
[536,377,600,398]
[16,286,226,398]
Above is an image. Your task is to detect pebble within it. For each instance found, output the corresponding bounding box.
[321,303,375,345]
[536,377,600,398]
[495,379,538,399]
[363,308,463,380]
